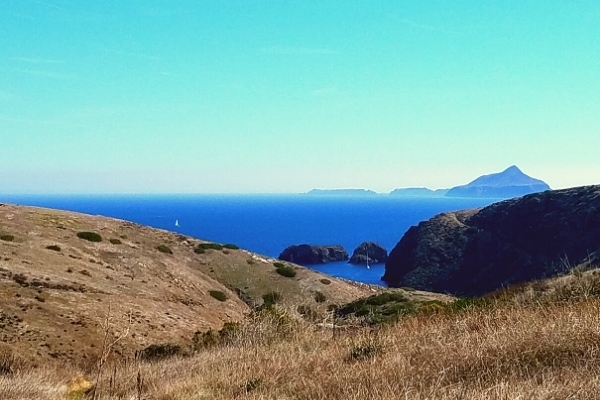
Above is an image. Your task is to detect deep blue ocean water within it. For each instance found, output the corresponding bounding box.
[0,194,498,285]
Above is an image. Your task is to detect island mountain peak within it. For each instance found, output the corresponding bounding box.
[445,165,550,199]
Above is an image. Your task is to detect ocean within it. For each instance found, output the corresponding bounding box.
[0,194,498,285]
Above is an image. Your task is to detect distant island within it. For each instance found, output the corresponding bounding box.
[389,187,449,197]
[445,165,550,199]
[308,166,549,199]
[305,189,378,196]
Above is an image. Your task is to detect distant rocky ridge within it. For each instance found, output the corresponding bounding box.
[305,189,378,196]
[382,185,600,296]
[445,165,550,199]
[389,188,449,197]
[279,244,349,264]
[349,242,388,265]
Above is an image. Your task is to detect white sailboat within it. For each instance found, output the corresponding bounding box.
[366,249,370,270]
[174,219,180,227]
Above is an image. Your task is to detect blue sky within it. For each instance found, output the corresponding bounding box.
[1,1,599,194]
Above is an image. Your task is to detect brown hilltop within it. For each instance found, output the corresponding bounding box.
[0,203,374,367]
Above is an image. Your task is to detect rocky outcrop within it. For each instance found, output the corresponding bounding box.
[279,244,349,264]
[383,185,600,296]
[349,242,388,265]
[445,165,550,199]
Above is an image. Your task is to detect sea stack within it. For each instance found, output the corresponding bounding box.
[349,242,388,265]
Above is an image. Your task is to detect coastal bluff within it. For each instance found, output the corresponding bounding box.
[383,185,600,296]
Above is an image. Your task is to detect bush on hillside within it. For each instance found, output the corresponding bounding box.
[140,343,185,361]
[0,234,15,242]
[320,278,331,285]
[196,242,224,251]
[45,245,61,252]
[209,290,227,302]
[337,291,416,325]
[223,243,239,250]
[76,231,102,242]
[276,265,296,278]
[273,262,286,269]
[156,244,173,254]
[109,238,122,245]
[262,291,282,308]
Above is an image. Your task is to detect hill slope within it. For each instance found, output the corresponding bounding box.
[0,203,374,366]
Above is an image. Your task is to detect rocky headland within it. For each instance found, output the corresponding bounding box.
[382,185,600,296]
[348,242,388,265]
[279,244,349,264]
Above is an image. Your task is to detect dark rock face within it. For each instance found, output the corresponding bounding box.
[383,186,600,296]
[445,165,550,199]
[279,244,349,265]
[349,242,388,265]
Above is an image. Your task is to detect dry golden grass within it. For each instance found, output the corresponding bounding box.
[4,290,600,400]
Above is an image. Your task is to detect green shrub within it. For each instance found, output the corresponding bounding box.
[45,244,61,252]
[156,244,173,254]
[193,329,220,350]
[276,265,296,278]
[140,343,184,361]
[0,234,14,242]
[194,247,205,254]
[193,322,240,351]
[109,238,122,245]
[337,292,415,325]
[76,232,102,242]
[197,242,223,251]
[262,291,282,308]
[320,278,331,285]
[209,290,227,302]
[223,243,239,250]
[314,291,327,303]
[273,262,286,269]
[448,297,490,313]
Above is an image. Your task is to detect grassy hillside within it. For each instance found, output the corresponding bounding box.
[3,263,600,399]
[0,203,378,367]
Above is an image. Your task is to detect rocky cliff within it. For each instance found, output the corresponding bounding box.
[383,185,600,296]
[445,165,550,199]
[279,244,349,264]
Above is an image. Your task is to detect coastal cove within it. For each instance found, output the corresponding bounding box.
[0,194,497,285]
